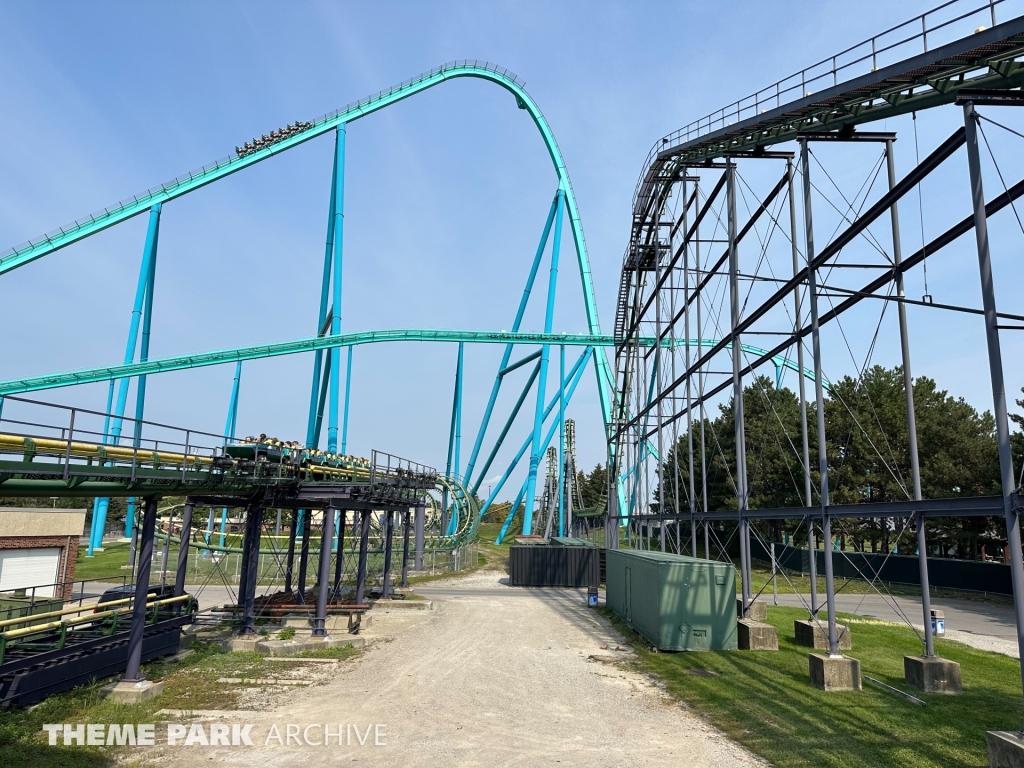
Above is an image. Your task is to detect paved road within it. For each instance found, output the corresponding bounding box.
[767,592,1017,639]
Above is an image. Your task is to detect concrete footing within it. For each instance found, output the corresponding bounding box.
[736,597,767,621]
[103,679,164,704]
[225,636,263,653]
[808,653,861,691]
[368,598,433,611]
[795,619,851,650]
[904,655,962,694]
[737,619,778,651]
[988,731,1024,767]
[256,636,364,656]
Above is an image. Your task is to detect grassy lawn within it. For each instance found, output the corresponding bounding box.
[606,604,1022,768]
[0,639,360,767]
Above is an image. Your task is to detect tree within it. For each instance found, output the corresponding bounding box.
[652,366,1005,558]
[575,464,607,510]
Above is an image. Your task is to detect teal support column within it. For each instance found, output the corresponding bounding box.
[481,346,592,523]
[442,342,464,537]
[89,203,162,557]
[470,362,540,496]
[306,136,339,449]
[557,344,566,537]
[124,499,136,540]
[218,361,242,551]
[311,351,332,449]
[523,189,565,535]
[496,479,529,546]
[454,342,464,480]
[203,508,214,555]
[491,347,592,544]
[327,125,347,454]
[341,346,353,454]
[464,195,558,488]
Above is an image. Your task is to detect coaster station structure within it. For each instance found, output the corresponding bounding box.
[0,393,439,705]
[612,0,1024,695]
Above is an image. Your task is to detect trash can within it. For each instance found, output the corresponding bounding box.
[931,609,945,636]
[588,587,599,607]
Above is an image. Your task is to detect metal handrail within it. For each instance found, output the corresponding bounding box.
[631,0,1014,211]
[0,61,524,264]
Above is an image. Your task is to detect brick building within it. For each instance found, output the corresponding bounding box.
[0,508,85,601]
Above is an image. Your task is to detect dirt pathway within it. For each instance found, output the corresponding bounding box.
[146,570,764,767]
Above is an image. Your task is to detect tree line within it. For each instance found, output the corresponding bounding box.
[573,368,1023,560]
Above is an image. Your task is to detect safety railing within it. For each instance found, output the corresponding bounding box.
[0,575,130,614]
[0,394,227,483]
[369,449,438,490]
[633,0,1019,210]
[0,61,524,265]
[0,594,193,666]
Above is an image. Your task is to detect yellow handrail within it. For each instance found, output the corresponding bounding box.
[0,432,211,468]
[1,594,191,640]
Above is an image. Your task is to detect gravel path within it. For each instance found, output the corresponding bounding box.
[145,570,765,767]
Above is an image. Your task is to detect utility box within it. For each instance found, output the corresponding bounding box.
[509,539,600,588]
[931,609,945,636]
[606,549,737,651]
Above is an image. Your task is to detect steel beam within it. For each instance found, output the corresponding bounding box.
[963,98,1024,689]
[240,504,263,636]
[381,511,395,599]
[355,510,371,605]
[414,502,425,570]
[296,509,311,604]
[122,496,158,682]
[401,508,411,587]
[332,509,346,600]
[629,126,970,438]
[312,506,335,637]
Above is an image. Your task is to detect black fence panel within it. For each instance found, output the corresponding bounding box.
[750,539,1013,595]
[508,545,601,588]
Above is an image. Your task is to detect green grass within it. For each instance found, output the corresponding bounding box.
[73,542,133,582]
[605,605,1022,768]
[295,644,359,660]
[0,638,360,766]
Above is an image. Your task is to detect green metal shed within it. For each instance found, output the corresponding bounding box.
[606,549,737,651]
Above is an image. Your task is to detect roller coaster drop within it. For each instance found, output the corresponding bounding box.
[0,60,614,701]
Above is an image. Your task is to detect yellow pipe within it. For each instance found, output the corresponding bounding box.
[1,594,190,639]
[0,596,133,630]
[0,432,211,468]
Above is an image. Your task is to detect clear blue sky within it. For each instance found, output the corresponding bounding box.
[1,1,1020,499]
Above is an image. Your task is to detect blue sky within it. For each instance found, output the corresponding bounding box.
[1,1,1021,500]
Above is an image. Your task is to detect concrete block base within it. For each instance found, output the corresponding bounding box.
[369,598,433,611]
[809,653,861,691]
[737,597,767,621]
[737,619,778,650]
[225,636,263,653]
[795,619,851,650]
[255,635,365,656]
[102,679,164,704]
[904,655,962,694]
[988,731,1024,767]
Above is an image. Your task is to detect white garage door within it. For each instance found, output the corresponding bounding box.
[0,548,61,598]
